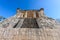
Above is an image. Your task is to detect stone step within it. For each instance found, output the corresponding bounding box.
[21,18,39,28]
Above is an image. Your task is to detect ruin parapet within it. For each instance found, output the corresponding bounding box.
[16,8,44,18]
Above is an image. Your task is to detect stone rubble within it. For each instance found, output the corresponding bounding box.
[0,15,20,28]
[36,17,57,29]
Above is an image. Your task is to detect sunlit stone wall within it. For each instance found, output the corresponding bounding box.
[0,28,60,40]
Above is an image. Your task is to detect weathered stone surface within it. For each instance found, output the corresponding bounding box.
[36,17,57,29]
[0,9,60,28]
[0,15,20,28]
[0,28,60,40]
[14,19,24,28]
[0,8,60,40]
[21,18,39,28]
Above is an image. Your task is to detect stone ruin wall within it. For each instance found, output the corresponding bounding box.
[0,28,60,40]
[0,8,60,40]
[16,8,44,18]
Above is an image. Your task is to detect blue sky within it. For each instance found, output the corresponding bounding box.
[0,0,60,19]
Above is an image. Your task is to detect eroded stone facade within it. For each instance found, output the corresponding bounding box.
[0,8,60,40]
[0,28,60,40]
[16,8,44,18]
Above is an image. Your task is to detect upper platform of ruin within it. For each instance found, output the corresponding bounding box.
[16,8,45,18]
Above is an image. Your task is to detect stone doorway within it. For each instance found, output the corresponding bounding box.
[27,11,34,18]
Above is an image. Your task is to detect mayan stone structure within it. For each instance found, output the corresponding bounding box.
[0,28,60,40]
[0,8,60,40]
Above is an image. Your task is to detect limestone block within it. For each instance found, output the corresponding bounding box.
[0,28,60,40]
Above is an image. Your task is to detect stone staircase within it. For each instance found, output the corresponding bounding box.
[21,18,39,28]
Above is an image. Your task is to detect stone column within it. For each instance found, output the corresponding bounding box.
[33,12,36,18]
[16,8,22,18]
[25,11,27,18]
[38,12,41,17]
[21,13,24,18]
[17,13,23,18]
